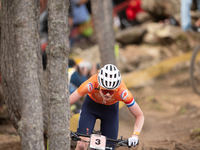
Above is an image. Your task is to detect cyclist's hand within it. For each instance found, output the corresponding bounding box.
[128,136,139,147]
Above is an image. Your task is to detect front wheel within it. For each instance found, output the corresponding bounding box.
[190,44,200,95]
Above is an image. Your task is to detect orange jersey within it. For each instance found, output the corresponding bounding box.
[77,74,135,107]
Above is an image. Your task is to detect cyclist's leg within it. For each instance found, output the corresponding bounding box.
[76,95,97,150]
[100,102,119,150]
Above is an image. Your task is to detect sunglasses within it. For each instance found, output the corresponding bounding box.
[100,89,115,95]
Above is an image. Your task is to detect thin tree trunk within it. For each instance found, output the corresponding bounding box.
[47,0,70,149]
[0,0,45,150]
[91,0,116,67]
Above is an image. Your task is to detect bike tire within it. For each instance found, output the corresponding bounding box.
[190,44,200,95]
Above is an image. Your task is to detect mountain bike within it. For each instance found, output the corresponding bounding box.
[70,130,133,150]
[190,44,200,95]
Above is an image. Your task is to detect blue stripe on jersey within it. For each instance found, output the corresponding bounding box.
[126,99,135,107]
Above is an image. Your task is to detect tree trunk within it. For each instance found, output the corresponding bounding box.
[91,0,116,67]
[0,0,45,150]
[47,0,71,149]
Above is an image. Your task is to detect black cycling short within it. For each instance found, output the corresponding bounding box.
[77,95,119,149]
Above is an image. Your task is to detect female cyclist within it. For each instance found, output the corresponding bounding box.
[70,64,144,150]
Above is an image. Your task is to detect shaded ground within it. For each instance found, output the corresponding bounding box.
[1,62,200,150]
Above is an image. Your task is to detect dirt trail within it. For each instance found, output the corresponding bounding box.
[1,55,200,150]
[118,67,200,150]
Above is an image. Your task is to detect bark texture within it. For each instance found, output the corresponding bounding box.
[91,0,116,67]
[47,0,70,149]
[0,0,44,150]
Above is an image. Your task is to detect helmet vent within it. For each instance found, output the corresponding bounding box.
[116,80,119,87]
[98,64,121,89]
[101,78,105,87]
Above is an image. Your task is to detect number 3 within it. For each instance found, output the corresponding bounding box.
[95,139,101,145]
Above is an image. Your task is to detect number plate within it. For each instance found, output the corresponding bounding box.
[89,134,106,150]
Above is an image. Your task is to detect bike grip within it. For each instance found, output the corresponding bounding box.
[123,139,131,148]
[127,139,139,148]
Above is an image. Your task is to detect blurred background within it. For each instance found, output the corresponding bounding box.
[1,0,200,150]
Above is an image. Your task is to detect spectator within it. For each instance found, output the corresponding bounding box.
[70,0,90,23]
[125,0,143,25]
[89,63,100,77]
[71,62,90,87]
[113,0,143,29]
[68,59,99,93]
[69,0,93,47]
[69,59,93,114]
[68,59,90,94]
[181,0,200,32]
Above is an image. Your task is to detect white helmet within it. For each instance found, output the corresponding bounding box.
[98,64,121,89]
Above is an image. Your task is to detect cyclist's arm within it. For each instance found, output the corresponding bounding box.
[70,75,97,105]
[128,102,144,137]
[118,82,144,136]
[70,90,82,105]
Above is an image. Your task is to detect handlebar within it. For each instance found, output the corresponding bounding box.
[70,131,130,148]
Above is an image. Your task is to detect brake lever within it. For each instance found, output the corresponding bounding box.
[70,131,81,141]
[117,137,129,147]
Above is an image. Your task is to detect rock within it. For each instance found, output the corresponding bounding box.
[118,44,160,73]
[115,26,146,45]
[143,23,184,45]
[143,23,164,44]
[141,0,180,19]
[136,11,152,23]
[143,32,158,45]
